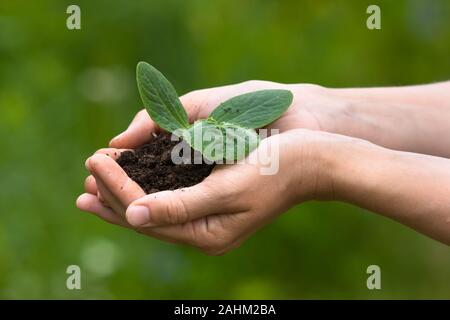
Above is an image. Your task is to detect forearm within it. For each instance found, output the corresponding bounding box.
[324,82,450,157]
[325,137,450,245]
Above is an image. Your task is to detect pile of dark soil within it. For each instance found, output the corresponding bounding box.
[116,132,214,194]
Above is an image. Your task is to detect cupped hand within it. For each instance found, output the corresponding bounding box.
[77,129,332,255]
[106,80,332,150]
[80,80,329,212]
[77,80,339,254]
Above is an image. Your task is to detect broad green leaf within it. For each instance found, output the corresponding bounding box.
[136,62,189,132]
[209,89,293,129]
[182,119,259,162]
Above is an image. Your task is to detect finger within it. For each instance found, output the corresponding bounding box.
[84,175,97,195]
[179,87,239,121]
[76,193,130,228]
[97,189,110,208]
[179,93,203,122]
[138,211,252,252]
[77,191,205,247]
[95,177,125,215]
[139,220,209,247]
[95,148,131,160]
[83,173,109,206]
[109,110,157,149]
[109,83,266,149]
[84,149,128,201]
[85,148,130,171]
[88,154,145,210]
[125,179,241,227]
[77,192,201,248]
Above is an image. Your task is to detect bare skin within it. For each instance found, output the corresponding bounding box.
[77,81,450,254]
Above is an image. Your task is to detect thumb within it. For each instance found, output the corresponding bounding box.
[125,182,228,227]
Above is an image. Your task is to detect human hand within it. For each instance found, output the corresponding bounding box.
[106,80,335,150]
[77,129,334,254]
[78,80,332,216]
[77,80,344,253]
[77,77,450,247]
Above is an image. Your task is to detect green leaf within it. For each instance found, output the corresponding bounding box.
[209,89,293,129]
[182,119,259,162]
[220,122,260,161]
[182,120,223,162]
[136,62,189,132]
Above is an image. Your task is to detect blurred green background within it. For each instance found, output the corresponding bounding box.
[0,0,449,299]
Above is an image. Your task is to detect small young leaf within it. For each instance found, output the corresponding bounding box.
[136,62,190,132]
[182,120,224,162]
[209,89,293,129]
[220,122,260,161]
[182,119,259,162]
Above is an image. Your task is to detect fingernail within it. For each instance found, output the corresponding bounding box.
[126,205,150,226]
[85,157,91,170]
[75,194,86,209]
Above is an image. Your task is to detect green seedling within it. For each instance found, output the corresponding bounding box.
[136,61,293,161]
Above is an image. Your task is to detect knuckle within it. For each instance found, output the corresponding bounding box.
[84,176,92,187]
[95,148,107,155]
[134,109,151,123]
[181,91,203,119]
[180,91,198,106]
[163,194,189,224]
[137,109,147,117]
[202,178,241,209]
[223,185,241,204]
[199,179,221,199]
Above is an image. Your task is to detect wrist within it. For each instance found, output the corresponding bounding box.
[285,129,347,202]
[313,87,386,143]
[322,87,367,136]
[318,134,387,203]
[323,87,420,152]
[296,130,381,202]
[286,84,372,138]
